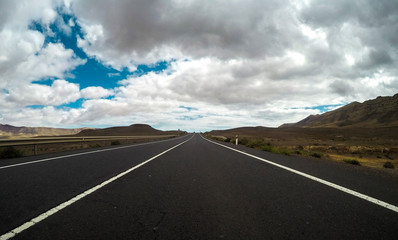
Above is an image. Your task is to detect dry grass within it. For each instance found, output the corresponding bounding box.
[207,127,398,171]
[0,136,177,159]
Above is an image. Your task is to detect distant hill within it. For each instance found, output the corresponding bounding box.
[0,124,87,138]
[279,93,398,128]
[76,124,182,136]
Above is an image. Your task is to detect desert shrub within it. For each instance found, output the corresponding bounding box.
[260,145,290,155]
[224,137,231,143]
[343,159,361,166]
[238,138,249,145]
[383,161,395,169]
[384,155,394,160]
[111,140,121,145]
[296,145,304,150]
[293,150,302,155]
[309,152,323,158]
[210,136,226,142]
[261,145,274,152]
[246,140,265,149]
[0,147,23,159]
[278,148,291,156]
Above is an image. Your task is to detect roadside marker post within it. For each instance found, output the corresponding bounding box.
[235,135,238,145]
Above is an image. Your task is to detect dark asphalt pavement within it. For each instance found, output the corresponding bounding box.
[1,133,397,239]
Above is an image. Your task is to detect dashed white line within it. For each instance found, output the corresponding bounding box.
[0,135,193,240]
[201,134,398,213]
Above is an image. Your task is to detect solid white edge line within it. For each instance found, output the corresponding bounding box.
[200,134,398,214]
[0,134,194,240]
[0,135,187,170]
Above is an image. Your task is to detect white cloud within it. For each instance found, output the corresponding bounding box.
[0,28,45,87]
[1,0,398,131]
[5,80,80,107]
[17,43,85,82]
[81,86,113,99]
[0,0,85,109]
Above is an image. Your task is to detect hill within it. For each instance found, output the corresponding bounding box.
[280,93,398,128]
[0,124,87,138]
[76,124,181,136]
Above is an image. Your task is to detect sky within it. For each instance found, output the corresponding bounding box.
[0,0,397,132]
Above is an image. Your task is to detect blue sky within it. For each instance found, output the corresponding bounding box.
[0,0,397,132]
[29,11,170,109]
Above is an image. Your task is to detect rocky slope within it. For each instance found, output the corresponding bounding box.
[280,93,398,128]
[0,124,87,138]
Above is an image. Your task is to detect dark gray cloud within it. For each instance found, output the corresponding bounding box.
[1,0,398,130]
[73,0,294,61]
[329,80,355,97]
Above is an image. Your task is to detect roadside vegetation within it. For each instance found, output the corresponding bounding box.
[111,140,121,145]
[383,161,395,169]
[343,159,361,166]
[0,135,181,159]
[0,146,23,159]
[206,134,397,170]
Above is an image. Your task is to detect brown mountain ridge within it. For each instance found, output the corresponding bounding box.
[76,124,181,136]
[0,124,88,138]
[280,93,398,128]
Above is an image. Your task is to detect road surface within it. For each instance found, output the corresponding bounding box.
[1,133,397,239]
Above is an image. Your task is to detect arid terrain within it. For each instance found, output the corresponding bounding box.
[0,124,91,139]
[0,124,185,158]
[76,124,182,136]
[207,94,398,170]
[207,126,398,169]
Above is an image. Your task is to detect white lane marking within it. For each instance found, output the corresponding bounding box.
[0,135,193,240]
[0,135,188,170]
[201,134,398,213]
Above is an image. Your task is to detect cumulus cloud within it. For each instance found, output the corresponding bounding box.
[0,0,85,108]
[81,86,113,99]
[5,80,80,107]
[71,0,398,101]
[1,0,398,131]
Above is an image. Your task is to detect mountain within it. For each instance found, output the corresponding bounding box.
[76,124,181,136]
[0,124,88,138]
[280,93,398,128]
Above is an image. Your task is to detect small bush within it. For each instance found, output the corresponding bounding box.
[293,150,302,155]
[296,145,304,150]
[309,152,323,158]
[383,161,395,169]
[224,137,231,143]
[210,136,226,142]
[384,155,394,160]
[111,140,121,145]
[261,145,274,152]
[0,147,23,159]
[260,145,290,156]
[343,159,361,166]
[238,138,249,145]
[279,148,291,156]
[246,140,265,149]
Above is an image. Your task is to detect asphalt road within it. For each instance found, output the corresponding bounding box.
[1,133,397,239]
